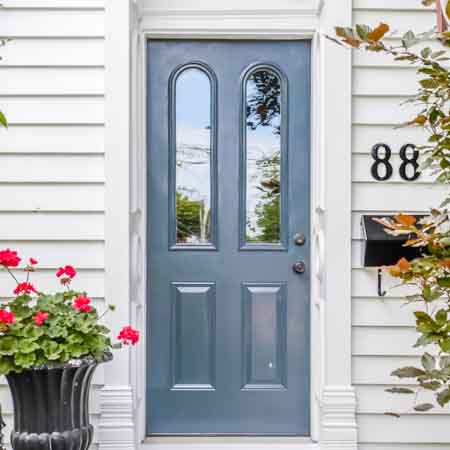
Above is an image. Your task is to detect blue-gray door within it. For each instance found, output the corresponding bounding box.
[147,40,311,436]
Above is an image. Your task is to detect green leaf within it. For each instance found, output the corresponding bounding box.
[437,277,450,288]
[385,387,415,394]
[356,24,370,40]
[23,324,44,341]
[14,352,36,369]
[42,341,62,360]
[421,47,432,59]
[0,110,7,128]
[0,337,18,356]
[18,339,40,354]
[0,357,14,375]
[422,352,436,371]
[414,403,434,412]
[437,387,450,407]
[421,381,441,391]
[391,366,426,378]
[402,30,417,49]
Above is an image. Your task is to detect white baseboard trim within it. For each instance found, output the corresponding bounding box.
[320,386,358,450]
[99,385,136,450]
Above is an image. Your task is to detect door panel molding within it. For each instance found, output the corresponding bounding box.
[103,0,356,449]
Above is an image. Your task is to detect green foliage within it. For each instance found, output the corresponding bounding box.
[0,291,112,375]
[176,191,210,243]
[333,10,450,413]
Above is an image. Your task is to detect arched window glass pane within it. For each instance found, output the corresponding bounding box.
[175,68,212,245]
[245,69,282,244]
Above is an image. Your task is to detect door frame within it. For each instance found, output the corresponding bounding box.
[102,2,357,450]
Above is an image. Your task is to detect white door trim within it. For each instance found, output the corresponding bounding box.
[102,1,356,449]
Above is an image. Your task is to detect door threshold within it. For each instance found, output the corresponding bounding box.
[141,436,319,450]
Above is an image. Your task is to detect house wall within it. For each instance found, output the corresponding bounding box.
[352,1,450,449]
[0,0,447,448]
[0,0,105,448]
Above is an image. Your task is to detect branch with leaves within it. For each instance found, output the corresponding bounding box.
[332,13,450,413]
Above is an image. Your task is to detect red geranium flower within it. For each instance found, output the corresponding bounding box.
[14,282,37,295]
[0,249,21,268]
[29,258,38,265]
[0,309,16,324]
[56,265,77,279]
[72,295,92,313]
[33,311,49,327]
[118,326,140,346]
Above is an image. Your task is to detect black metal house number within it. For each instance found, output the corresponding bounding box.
[371,143,420,181]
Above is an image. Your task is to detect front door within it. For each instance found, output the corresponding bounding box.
[147,40,311,436]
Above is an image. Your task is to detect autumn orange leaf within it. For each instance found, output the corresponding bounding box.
[367,23,390,42]
[397,257,411,273]
[343,37,361,48]
[395,214,417,227]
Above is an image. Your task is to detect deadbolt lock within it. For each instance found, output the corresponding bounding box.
[294,233,306,246]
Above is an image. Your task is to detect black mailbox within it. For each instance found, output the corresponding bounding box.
[361,215,425,268]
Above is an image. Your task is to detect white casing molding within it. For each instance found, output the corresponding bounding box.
[102,1,136,449]
[99,386,136,450]
[320,387,358,450]
[104,0,357,448]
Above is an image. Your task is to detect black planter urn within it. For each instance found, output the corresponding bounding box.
[5,353,112,450]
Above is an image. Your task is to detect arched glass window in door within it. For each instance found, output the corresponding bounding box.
[170,64,217,248]
[242,67,286,248]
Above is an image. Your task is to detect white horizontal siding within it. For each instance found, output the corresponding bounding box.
[1,38,104,67]
[351,1,449,446]
[3,97,104,124]
[0,125,104,154]
[0,68,104,95]
[0,213,104,240]
[0,10,104,37]
[0,1,105,445]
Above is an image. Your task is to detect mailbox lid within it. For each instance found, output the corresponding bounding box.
[361,215,424,267]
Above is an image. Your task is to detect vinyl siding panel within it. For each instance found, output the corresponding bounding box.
[0,1,105,447]
[352,2,450,447]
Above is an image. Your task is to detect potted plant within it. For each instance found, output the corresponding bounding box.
[0,249,139,450]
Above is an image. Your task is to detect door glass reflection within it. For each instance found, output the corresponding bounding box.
[175,68,212,245]
[245,69,282,244]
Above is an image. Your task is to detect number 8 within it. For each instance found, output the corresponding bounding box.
[399,143,420,181]
[371,144,393,181]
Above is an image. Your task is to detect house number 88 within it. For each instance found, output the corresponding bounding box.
[370,143,420,181]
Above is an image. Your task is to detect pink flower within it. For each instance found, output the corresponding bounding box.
[72,295,92,313]
[14,282,37,295]
[29,258,38,265]
[56,265,77,279]
[0,249,21,268]
[33,311,48,327]
[0,309,16,324]
[118,326,140,346]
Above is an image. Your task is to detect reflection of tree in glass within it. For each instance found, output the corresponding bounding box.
[247,152,281,242]
[246,70,281,135]
[176,191,211,243]
[246,70,282,243]
[175,143,211,244]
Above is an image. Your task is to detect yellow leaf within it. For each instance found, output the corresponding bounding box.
[395,214,417,227]
[367,23,390,42]
[335,27,347,38]
[414,115,427,126]
[446,0,450,18]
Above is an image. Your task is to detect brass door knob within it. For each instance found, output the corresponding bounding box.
[293,261,306,274]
